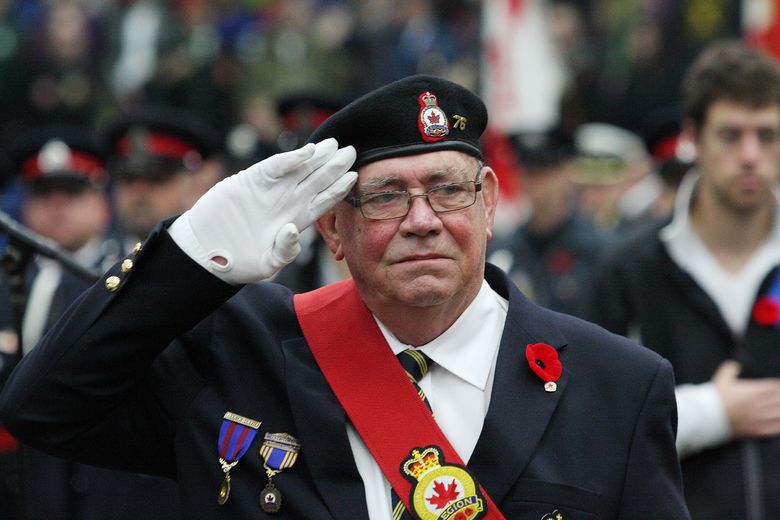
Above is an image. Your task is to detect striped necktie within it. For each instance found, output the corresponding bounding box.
[391,348,434,520]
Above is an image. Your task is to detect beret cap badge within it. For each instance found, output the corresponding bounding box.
[418,91,449,142]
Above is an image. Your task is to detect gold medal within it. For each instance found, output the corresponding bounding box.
[217,474,231,505]
[215,412,261,505]
[260,482,282,513]
[217,457,238,505]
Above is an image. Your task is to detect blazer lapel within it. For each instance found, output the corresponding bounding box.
[468,273,569,505]
[283,336,369,519]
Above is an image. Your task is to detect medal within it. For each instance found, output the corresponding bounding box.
[216,412,261,505]
[259,432,301,513]
[260,482,282,513]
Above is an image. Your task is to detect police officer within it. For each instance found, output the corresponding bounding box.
[489,128,612,318]
[0,125,120,520]
[105,106,223,250]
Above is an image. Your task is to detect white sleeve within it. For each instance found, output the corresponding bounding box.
[167,216,209,269]
[675,382,732,458]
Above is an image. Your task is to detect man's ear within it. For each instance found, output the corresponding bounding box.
[480,165,499,241]
[315,209,345,261]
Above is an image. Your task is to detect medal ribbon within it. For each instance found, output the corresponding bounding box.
[294,279,505,519]
[216,412,261,505]
[218,419,259,463]
[260,444,299,470]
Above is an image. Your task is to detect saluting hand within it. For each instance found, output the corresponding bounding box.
[170,138,357,284]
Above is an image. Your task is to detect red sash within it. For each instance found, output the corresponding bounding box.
[294,278,504,519]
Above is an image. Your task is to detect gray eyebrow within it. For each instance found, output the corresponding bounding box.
[356,165,467,194]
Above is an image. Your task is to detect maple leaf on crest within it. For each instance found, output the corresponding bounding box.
[426,479,460,509]
[427,112,441,124]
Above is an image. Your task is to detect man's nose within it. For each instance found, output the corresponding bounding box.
[399,194,443,235]
[738,133,763,163]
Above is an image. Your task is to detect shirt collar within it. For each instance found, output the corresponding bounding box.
[376,280,508,391]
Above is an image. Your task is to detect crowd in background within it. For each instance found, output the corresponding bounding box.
[0,0,778,519]
[0,0,751,245]
[0,0,746,165]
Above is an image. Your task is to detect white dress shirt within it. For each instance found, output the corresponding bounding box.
[347,280,508,519]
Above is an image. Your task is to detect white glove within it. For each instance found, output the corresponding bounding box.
[169,138,357,284]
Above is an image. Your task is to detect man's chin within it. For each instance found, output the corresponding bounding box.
[389,274,459,307]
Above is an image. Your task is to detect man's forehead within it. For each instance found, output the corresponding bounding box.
[357,151,476,181]
[704,99,780,126]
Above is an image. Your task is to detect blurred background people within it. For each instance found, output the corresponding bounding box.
[488,127,613,318]
[14,0,111,137]
[0,126,118,520]
[586,40,780,520]
[1,126,113,364]
[571,121,656,234]
[269,92,351,292]
[640,107,697,224]
[104,105,224,250]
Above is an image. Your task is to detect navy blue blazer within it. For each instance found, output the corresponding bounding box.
[0,222,689,519]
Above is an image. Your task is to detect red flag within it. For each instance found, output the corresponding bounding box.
[745,0,780,61]
[481,0,566,133]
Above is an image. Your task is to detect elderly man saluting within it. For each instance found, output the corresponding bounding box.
[0,76,689,520]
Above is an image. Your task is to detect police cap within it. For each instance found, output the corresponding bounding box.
[13,125,108,192]
[106,106,217,180]
[511,128,575,172]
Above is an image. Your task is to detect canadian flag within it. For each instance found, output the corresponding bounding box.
[480,0,567,220]
[481,0,566,133]
[745,0,780,61]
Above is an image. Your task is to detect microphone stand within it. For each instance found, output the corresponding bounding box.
[0,210,101,283]
[0,209,100,520]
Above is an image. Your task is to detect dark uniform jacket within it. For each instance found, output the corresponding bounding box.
[0,242,180,520]
[488,212,613,319]
[586,221,780,520]
[0,222,689,519]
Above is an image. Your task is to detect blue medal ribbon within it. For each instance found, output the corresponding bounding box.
[216,412,261,505]
[219,417,259,462]
[258,432,301,513]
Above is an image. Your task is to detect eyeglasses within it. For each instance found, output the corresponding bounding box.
[346,164,484,221]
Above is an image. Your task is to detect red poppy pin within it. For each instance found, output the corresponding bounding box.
[526,343,562,392]
[752,296,780,327]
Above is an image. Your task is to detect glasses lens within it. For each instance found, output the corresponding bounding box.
[428,181,476,211]
[361,191,408,219]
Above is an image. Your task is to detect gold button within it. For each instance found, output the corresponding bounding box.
[105,276,121,292]
[132,242,142,255]
[120,259,134,273]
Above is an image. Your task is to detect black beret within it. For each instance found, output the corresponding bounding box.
[308,75,487,168]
